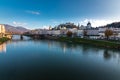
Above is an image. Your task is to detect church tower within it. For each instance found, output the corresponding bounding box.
[87,22,92,28]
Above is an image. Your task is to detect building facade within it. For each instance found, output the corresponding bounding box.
[0,24,6,38]
[0,24,5,34]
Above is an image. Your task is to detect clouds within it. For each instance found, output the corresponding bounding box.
[25,10,40,15]
[41,26,49,29]
[50,19,65,25]
[79,19,120,27]
[49,18,120,28]
[13,21,27,27]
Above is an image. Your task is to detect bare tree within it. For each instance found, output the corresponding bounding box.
[104,29,113,40]
[66,31,73,37]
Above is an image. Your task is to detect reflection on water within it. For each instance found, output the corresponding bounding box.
[1,36,120,64]
[0,43,6,53]
[0,35,31,53]
[103,50,111,60]
[12,35,31,40]
[0,35,120,80]
[45,40,120,63]
[103,49,120,64]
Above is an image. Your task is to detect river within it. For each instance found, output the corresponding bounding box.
[0,35,120,80]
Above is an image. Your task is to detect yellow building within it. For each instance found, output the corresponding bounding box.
[0,24,12,39]
[0,24,6,38]
[0,24,5,33]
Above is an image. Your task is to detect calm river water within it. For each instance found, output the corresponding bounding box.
[0,35,120,80]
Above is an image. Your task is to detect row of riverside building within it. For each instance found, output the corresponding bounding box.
[28,22,120,40]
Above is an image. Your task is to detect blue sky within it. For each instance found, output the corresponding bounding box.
[0,0,120,29]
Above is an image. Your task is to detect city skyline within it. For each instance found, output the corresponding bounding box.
[0,0,120,29]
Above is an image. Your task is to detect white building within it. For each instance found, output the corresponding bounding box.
[77,29,84,38]
[98,27,107,37]
[51,30,60,36]
[79,25,86,29]
[60,30,68,36]
[86,29,99,39]
[99,27,120,39]
[47,30,52,35]
[112,28,120,38]
[87,29,99,35]
[68,28,78,34]
[86,22,92,28]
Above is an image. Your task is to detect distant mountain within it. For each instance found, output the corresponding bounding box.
[4,24,29,34]
[104,22,120,28]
